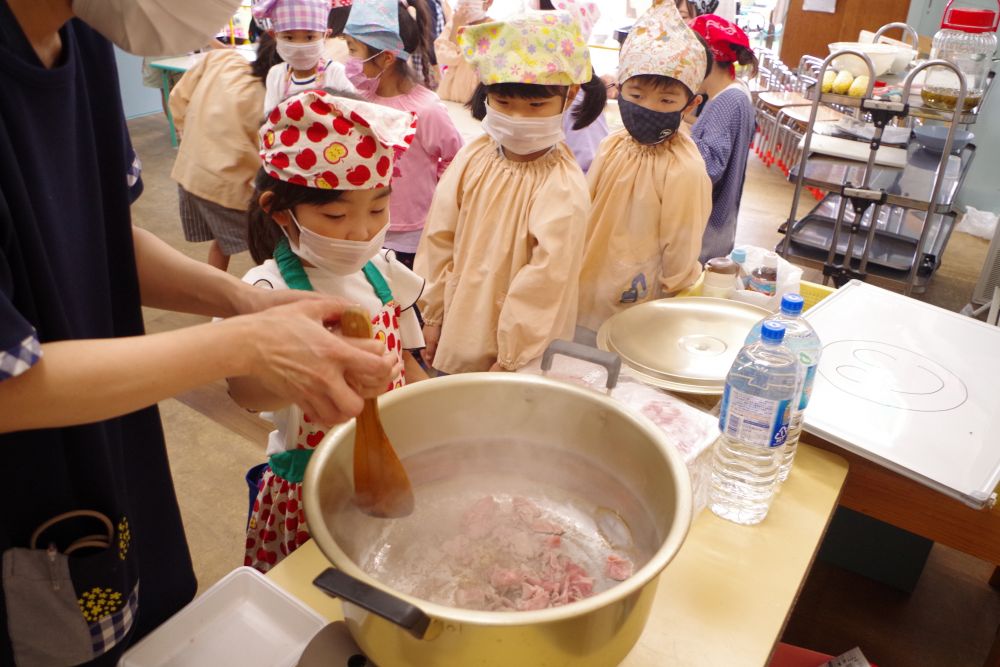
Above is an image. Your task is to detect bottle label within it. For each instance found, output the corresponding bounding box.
[799,362,818,411]
[747,275,776,296]
[719,385,792,448]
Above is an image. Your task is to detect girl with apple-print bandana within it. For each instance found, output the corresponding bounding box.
[233,90,429,572]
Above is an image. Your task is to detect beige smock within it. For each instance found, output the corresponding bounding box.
[434,23,479,104]
[169,50,265,211]
[577,129,712,332]
[415,134,590,373]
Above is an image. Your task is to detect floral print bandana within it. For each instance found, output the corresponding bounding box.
[618,0,708,96]
[459,10,593,86]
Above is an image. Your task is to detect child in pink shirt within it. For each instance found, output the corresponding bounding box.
[344,0,464,267]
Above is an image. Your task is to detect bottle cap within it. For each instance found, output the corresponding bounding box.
[942,6,998,33]
[761,321,786,343]
[705,257,739,275]
[730,248,747,263]
[780,293,805,315]
[762,251,778,268]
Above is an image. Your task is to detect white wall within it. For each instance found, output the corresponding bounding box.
[113,47,163,119]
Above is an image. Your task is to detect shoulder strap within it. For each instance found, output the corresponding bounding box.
[274,237,314,291]
[362,261,394,305]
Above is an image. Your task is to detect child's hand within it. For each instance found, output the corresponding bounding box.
[488,361,511,372]
[422,324,442,369]
[245,298,397,424]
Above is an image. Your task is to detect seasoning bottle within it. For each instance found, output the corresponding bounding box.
[747,252,778,296]
[730,247,751,288]
[922,1,999,111]
[702,257,740,299]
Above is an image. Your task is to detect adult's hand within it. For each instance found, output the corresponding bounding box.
[238,298,400,424]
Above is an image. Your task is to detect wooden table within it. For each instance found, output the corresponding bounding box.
[803,432,1000,567]
[268,444,849,666]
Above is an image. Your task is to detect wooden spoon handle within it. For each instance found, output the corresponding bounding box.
[340,306,374,340]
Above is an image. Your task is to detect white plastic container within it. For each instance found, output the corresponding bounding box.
[119,567,326,667]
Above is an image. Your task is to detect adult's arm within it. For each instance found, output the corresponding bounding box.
[0,297,396,433]
[132,225,299,318]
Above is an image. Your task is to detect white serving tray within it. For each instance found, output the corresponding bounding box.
[119,567,326,667]
[803,281,1000,509]
[801,134,909,168]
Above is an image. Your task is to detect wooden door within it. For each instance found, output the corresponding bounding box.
[779,0,912,69]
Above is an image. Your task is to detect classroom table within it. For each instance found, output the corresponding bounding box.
[146,47,257,148]
[268,443,849,666]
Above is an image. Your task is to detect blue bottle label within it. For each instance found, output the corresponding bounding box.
[799,363,818,411]
[719,385,792,448]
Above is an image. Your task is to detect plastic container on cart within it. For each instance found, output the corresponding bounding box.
[923,0,999,111]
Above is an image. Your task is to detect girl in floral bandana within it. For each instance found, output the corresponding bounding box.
[232,90,428,572]
[415,11,605,375]
[576,0,714,336]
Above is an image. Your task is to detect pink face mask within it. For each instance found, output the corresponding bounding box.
[346,51,384,94]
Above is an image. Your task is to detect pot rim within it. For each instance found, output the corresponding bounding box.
[304,373,694,626]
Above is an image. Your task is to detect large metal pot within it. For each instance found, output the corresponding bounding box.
[304,373,692,666]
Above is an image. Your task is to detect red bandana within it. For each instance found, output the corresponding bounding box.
[690,14,750,70]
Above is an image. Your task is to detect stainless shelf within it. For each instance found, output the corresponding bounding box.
[788,141,977,213]
[814,71,994,125]
[785,193,955,275]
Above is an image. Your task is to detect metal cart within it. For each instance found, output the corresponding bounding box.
[777,23,994,296]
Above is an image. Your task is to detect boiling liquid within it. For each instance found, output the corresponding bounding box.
[331,439,661,610]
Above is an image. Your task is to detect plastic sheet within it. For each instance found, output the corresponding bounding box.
[519,356,721,515]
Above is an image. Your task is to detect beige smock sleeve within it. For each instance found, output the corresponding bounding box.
[657,133,712,295]
[576,131,711,332]
[414,144,468,327]
[434,25,479,104]
[168,55,207,135]
[495,155,589,371]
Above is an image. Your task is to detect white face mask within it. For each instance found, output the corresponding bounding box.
[277,40,326,72]
[481,104,566,156]
[72,0,240,57]
[457,0,488,22]
[284,211,388,276]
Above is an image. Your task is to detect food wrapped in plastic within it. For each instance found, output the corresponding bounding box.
[518,353,720,513]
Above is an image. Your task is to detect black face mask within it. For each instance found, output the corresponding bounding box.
[618,98,684,145]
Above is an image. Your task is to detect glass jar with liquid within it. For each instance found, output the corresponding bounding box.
[922,1,998,111]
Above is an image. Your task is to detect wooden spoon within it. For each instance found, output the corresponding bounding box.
[339,307,415,518]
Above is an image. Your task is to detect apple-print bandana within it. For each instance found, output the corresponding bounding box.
[259,89,417,190]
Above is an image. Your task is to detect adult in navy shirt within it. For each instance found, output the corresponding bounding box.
[0,1,397,663]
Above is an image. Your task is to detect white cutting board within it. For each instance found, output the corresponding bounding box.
[803,281,1000,509]
[801,134,909,168]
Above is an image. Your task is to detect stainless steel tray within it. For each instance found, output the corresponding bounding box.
[596,298,769,395]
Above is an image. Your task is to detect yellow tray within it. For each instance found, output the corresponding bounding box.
[676,276,835,312]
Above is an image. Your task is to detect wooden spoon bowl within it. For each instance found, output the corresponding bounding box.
[339,307,415,518]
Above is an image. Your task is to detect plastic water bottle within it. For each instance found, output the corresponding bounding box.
[745,294,822,484]
[730,247,751,288]
[710,322,799,525]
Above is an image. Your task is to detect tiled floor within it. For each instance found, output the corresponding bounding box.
[128,109,997,666]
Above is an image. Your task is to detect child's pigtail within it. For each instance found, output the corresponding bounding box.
[570,71,608,131]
